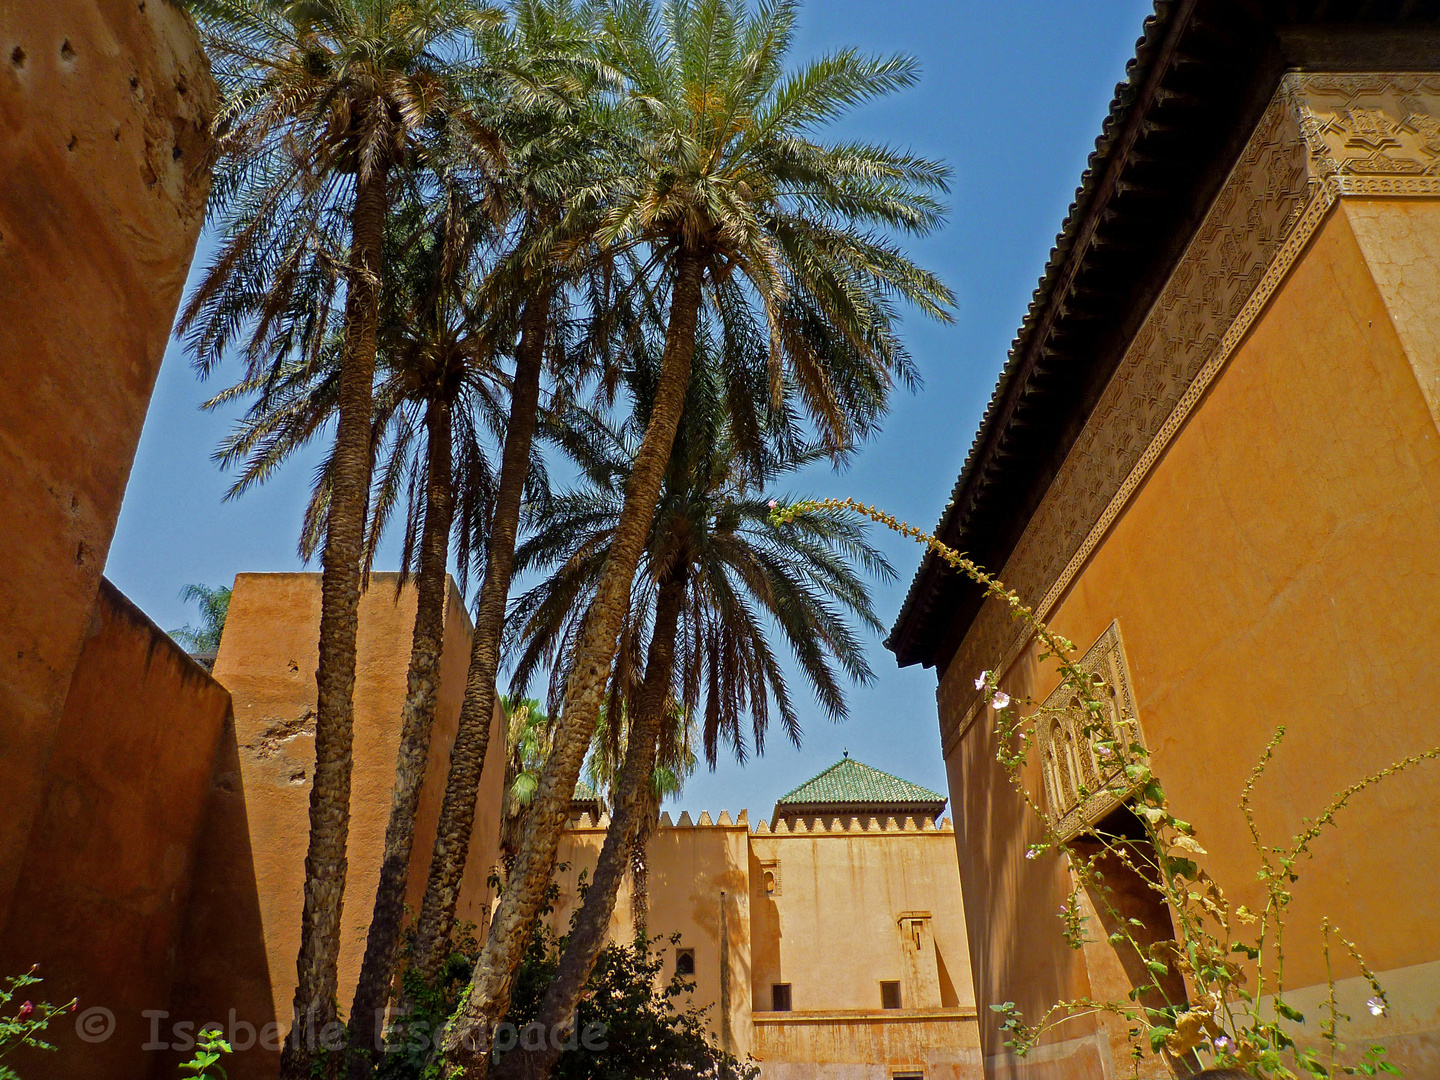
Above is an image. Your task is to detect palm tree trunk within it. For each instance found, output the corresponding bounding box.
[490,569,686,1080]
[631,799,658,942]
[343,394,455,1079]
[440,249,705,1077]
[280,162,388,1080]
[406,285,552,987]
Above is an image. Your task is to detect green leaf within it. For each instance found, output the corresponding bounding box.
[1147,1025,1170,1052]
[1276,1001,1305,1023]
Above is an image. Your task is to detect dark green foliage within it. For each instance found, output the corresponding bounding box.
[379,878,753,1080]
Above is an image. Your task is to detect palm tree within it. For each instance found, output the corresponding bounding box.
[204,185,533,1077]
[341,188,511,1079]
[583,693,695,940]
[179,4,504,1074]
[440,0,951,1066]
[169,583,233,656]
[401,0,638,991]
[489,355,893,1080]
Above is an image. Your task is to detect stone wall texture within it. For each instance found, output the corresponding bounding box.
[0,0,215,929]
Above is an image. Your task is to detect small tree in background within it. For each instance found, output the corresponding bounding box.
[169,583,232,654]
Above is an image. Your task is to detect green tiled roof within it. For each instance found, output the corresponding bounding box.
[572,780,602,803]
[775,757,945,808]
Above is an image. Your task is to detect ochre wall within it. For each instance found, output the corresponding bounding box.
[753,1013,982,1080]
[556,814,981,1079]
[170,573,506,1079]
[0,0,215,930]
[747,826,973,1016]
[940,200,1440,1076]
[556,816,754,1056]
[0,580,233,1080]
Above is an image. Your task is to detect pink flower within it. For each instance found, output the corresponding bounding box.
[17,1001,33,1021]
[993,691,1011,710]
[1025,848,1039,860]
[767,499,778,509]
[974,671,991,691]
[1097,744,1115,760]
[1213,1035,1232,1053]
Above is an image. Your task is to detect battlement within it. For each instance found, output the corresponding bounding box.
[565,809,953,834]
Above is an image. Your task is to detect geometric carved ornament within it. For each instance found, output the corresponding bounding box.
[1038,622,1147,843]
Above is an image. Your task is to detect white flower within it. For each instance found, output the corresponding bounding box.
[1367,996,1386,1017]
[1213,1035,1232,1053]
[993,691,1011,710]
[1025,848,1039,860]
[1096,744,1115,760]
[974,671,991,691]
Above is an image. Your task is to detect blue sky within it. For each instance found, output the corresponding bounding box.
[106,0,1156,821]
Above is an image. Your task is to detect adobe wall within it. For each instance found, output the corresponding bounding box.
[0,580,233,1080]
[0,1,214,927]
[940,200,1440,1078]
[168,573,506,1079]
[556,813,754,1056]
[747,820,973,1015]
[556,812,982,1078]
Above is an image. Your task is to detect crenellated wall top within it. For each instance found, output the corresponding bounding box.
[564,810,954,835]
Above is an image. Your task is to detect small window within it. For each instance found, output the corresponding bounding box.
[893,1073,924,1080]
[675,948,695,977]
[880,981,902,1009]
[771,983,792,1011]
[760,859,780,896]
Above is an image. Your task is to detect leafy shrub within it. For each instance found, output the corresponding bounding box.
[380,872,754,1079]
[0,967,74,1080]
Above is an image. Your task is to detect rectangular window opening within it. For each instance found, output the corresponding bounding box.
[880,980,902,1009]
[771,983,792,1011]
[675,948,695,977]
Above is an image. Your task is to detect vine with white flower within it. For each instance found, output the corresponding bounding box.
[769,497,1439,1079]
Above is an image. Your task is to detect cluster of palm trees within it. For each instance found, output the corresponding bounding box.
[181,1,952,1078]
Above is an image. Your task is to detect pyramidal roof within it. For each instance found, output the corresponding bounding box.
[775,756,945,810]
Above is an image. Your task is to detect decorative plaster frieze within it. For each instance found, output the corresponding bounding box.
[940,73,1440,757]
[1035,623,1147,841]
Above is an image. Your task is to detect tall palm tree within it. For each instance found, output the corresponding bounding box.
[402,0,638,991]
[583,699,695,940]
[440,0,951,1067]
[341,188,511,1079]
[180,4,503,1074]
[489,356,892,1080]
[205,196,542,1077]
